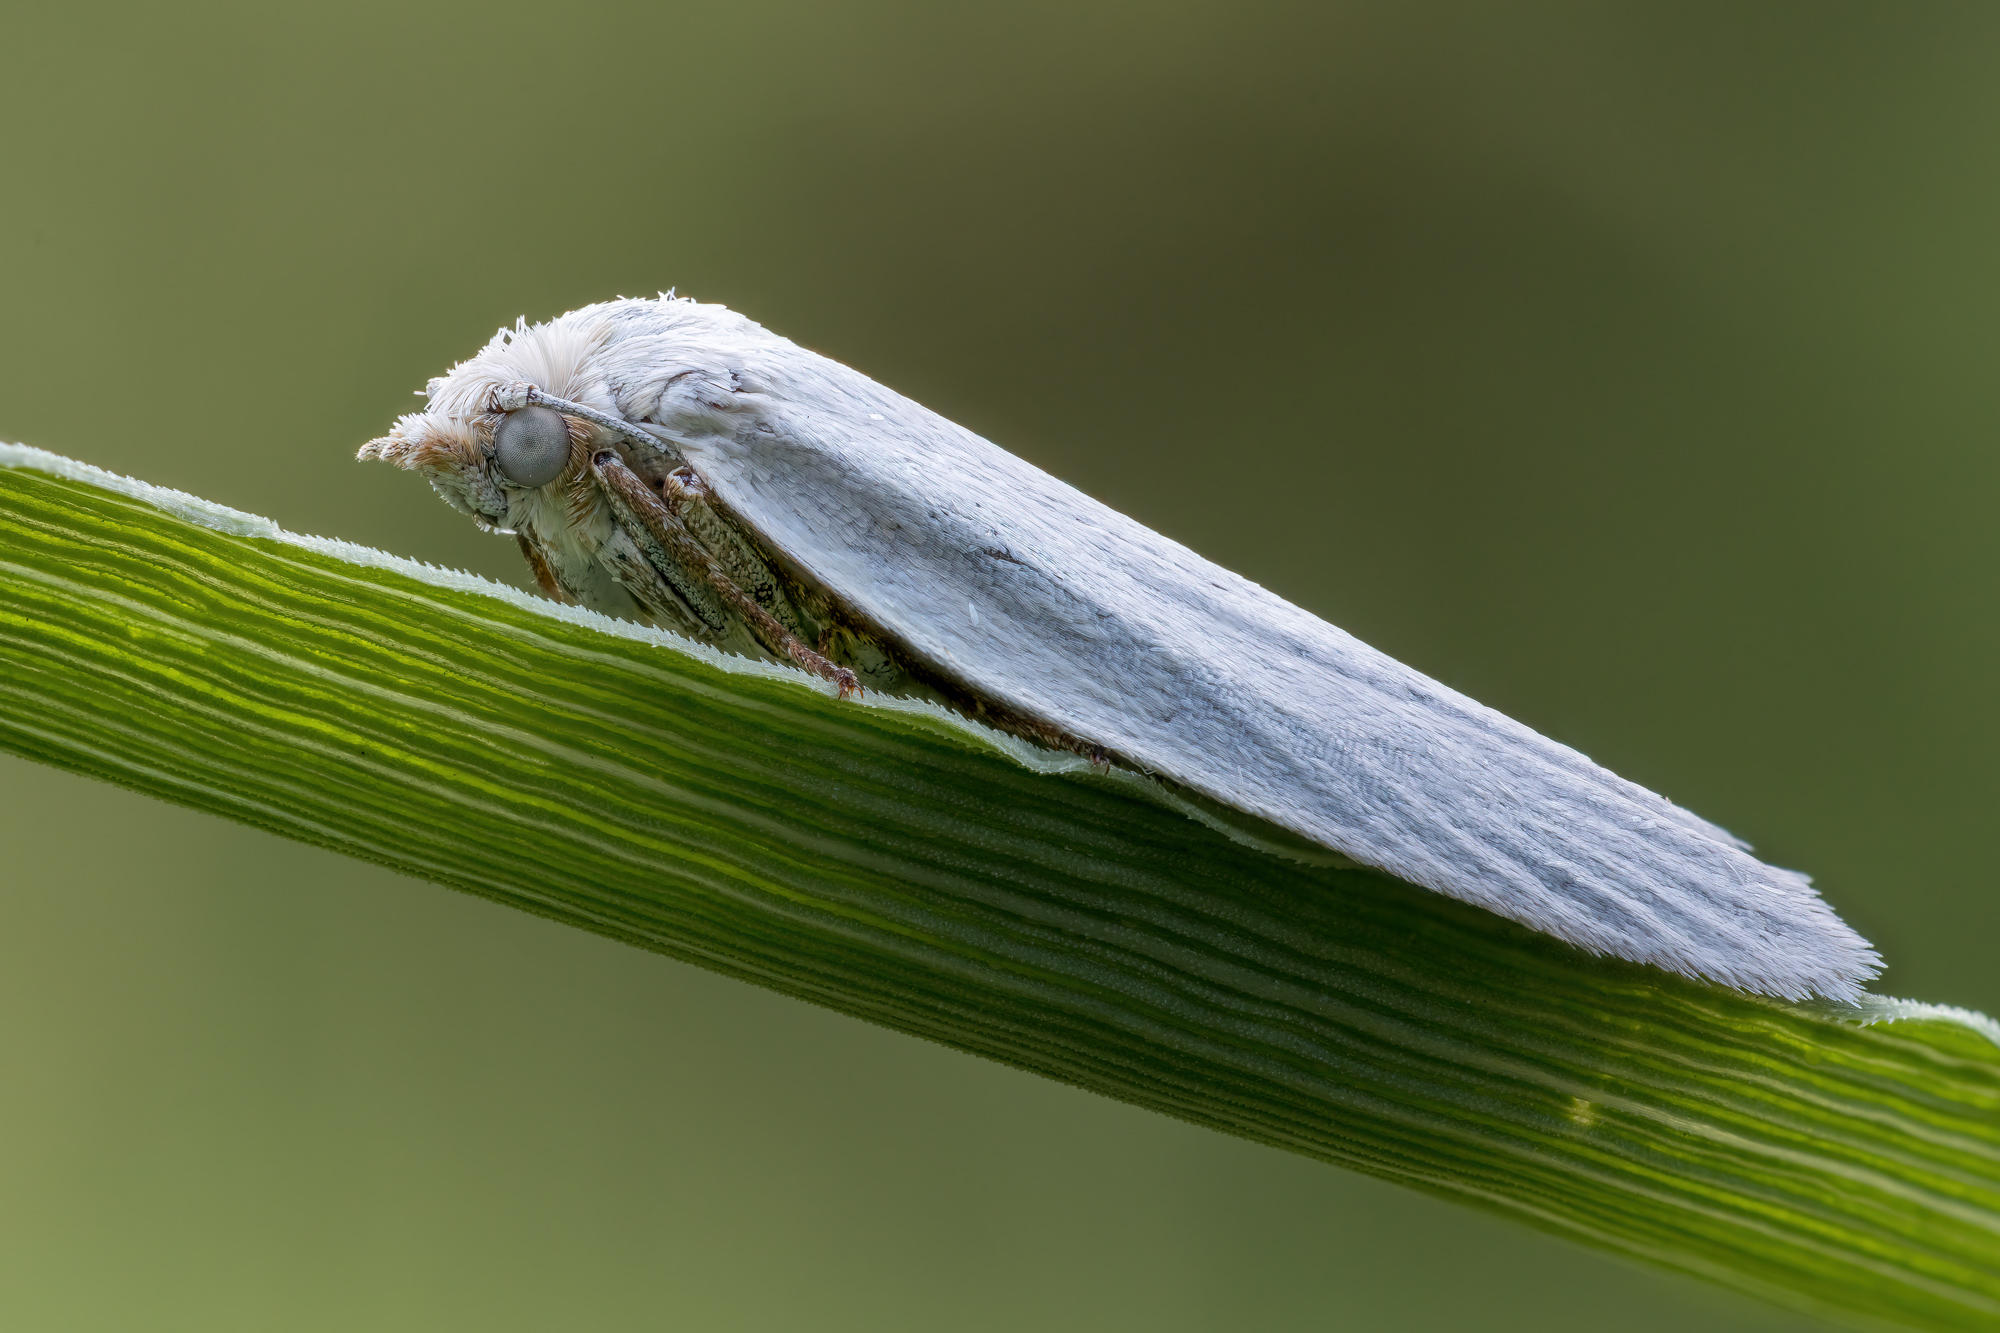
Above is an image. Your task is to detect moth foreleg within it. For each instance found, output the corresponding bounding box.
[596,527,722,639]
[590,451,861,698]
[663,466,812,641]
[514,532,575,604]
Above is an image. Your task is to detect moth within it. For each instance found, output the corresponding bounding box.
[362,295,1880,1003]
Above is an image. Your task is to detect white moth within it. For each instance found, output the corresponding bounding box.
[362,294,1880,1003]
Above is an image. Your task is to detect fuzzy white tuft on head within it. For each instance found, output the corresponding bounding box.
[425,315,612,421]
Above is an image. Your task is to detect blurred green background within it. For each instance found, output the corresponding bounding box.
[2,2,1994,1328]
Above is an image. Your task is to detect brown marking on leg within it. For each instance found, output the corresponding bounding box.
[515,531,575,604]
[661,465,815,640]
[591,451,861,698]
[597,529,714,636]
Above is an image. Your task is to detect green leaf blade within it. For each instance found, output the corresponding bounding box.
[0,452,1995,1331]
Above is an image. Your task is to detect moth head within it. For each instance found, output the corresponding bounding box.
[360,401,598,527]
[357,314,614,527]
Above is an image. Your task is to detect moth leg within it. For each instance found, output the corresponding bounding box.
[589,483,736,639]
[663,466,812,640]
[587,478,756,649]
[590,451,861,698]
[514,531,574,604]
[596,526,721,639]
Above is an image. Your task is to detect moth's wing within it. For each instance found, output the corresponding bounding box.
[603,304,1878,1003]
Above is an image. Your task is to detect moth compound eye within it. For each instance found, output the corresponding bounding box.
[492,406,572,487]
